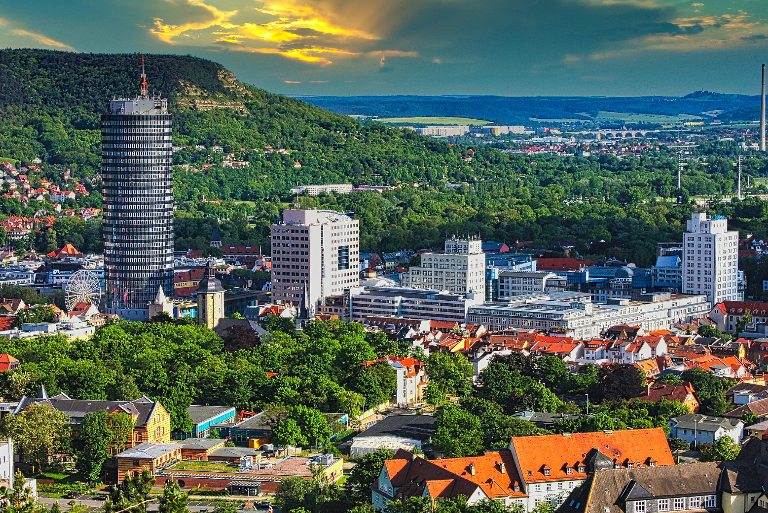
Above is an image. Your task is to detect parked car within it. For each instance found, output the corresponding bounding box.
[64,493,81,499]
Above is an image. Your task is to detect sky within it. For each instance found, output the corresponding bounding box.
[0,0,767,96]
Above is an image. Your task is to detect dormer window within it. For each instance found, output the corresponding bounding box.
[578,465,586,473]
[543,465,551,476]
[566,467,573,475]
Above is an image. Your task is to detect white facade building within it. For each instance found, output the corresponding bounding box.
[0,439,12,486]
[498,271,566,299]
[467,292,709,339]
[682,213,739,304]
[290,184,354,196]
[348,286,482,323]
[402,237,486,298]
[668,414,743,447]
[271,209,359,316]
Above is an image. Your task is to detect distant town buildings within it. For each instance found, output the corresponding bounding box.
[682,213,739,304]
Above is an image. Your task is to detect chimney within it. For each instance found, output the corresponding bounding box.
[469,463,476,476]
[762,64,766,152]
[500,462,506,474]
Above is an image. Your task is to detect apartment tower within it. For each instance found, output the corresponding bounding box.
[102,58,174,320]
[271,209,360,317]
[401,236,486,298]
[682,213,739,304]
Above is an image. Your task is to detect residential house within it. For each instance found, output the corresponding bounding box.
[372,448,527,511]
[724,397,768,422]
[13,390,171,450]
[0,354,19,372]
[667,414,743,446]
[634,336,668,358]
[603,324,644,340]
[630,383,700,413]
[530,340,584,361]
[558,436,768,513]
[607,340,653,364]
[557,462,721,513]
[710,301,768,334]
[361,356,427,405]
[577,340,612,364]
[508,428,675,511]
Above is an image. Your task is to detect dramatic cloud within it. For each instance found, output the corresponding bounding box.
[0,0,765,95]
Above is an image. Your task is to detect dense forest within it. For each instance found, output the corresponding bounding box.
[3,49,768,271]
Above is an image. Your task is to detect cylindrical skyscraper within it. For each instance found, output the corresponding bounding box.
[102,60,174,320]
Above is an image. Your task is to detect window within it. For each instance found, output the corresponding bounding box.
[566,468,573,475]
[635,501,646,513]
[132,459,140,466]
[674,498,685,510]
[689,497,701,509]
[658,499,669,511]
[705,496,716,508]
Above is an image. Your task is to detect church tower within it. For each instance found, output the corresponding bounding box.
[197,262,225,329]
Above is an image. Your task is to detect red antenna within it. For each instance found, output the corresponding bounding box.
[140,55,149,97]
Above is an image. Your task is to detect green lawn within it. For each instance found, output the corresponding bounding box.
[376,116,490,126]
[170,461,239,472]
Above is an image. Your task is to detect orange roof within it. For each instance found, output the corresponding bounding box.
[382,449,525,502]
[530,340,582,357]
[0,318,15,331]
[648,329,673,336]
[509,428,674,483]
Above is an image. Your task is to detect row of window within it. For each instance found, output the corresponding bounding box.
[634,495,715,513]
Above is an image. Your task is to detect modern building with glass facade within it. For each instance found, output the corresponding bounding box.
[102,69,174,320]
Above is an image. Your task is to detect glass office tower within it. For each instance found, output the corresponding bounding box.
[102,64,174,320]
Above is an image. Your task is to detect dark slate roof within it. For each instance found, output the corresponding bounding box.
[14,395,157,427]
[557,463,721,513]
[187,405,236,425]
[353,414,435,443]
[209,446,262,459]
[179,438,225,451]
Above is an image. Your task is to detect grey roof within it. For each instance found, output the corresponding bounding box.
[557,462,721,513]
[187,405,236,426]
[231,411,272,430]
[116,442,180,460]
[179,438,225,451]
[208,446,262,459]
[14,396,157,426]
[670,414,742,432]
[212,318,265,338]
[353,415,435,443]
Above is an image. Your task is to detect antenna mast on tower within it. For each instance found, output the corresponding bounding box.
[738,154,743,200]
[140,55,149,98]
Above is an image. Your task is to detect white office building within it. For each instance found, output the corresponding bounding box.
[271,209,359,316]
[682,213,739,304]
[348,286,482,323]
[467,292,709,339]
[401,237,486,298]
[497,271,566,299]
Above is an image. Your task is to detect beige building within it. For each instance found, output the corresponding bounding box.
[271,210,359,317]
[197,263,225,329]
[402,237,486,298]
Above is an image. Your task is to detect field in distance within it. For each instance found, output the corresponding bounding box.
[375,116,490,125]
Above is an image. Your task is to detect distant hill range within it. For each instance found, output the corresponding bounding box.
[297,91,762,126]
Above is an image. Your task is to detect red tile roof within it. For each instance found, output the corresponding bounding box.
[631,383,698,406]
[509,428,675,483]
[380,449,525,502]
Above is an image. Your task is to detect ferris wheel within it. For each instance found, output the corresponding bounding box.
[65,270,101,312]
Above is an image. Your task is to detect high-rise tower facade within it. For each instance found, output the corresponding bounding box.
[102,60,174,320]
[682,212,739,305]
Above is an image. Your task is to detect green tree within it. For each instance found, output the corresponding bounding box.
[736,310,753,334]
[700,436,741,461]
[347,448,394,502]
[741,411,759,426]
[0,471,44,513]
[157,479,189,513]
[75,410,112,482]
[427,353,473,397]
[108,412,135,453]
[274,476,316,513]
[103,469,156,513]
[289,405,332,448]
[273,418,307,447]
[432,404,483,458]
[5,403,70,471]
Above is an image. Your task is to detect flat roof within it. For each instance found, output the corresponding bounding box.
[354,414,435,443]
[117,442,180,460]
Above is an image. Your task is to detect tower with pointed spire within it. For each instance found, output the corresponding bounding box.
[197,261,225,329]
[102,56,174,320]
